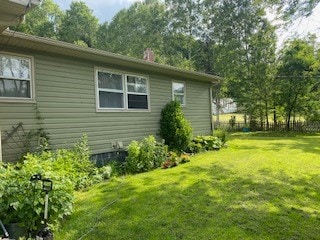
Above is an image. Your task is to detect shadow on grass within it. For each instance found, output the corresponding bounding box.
[57,163,320,240]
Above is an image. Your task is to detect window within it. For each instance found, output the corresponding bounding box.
[0,53,33,100]
[172,81,186,105]
[98,71,124,109]
[127,75,148,109]
[96,68,149,111]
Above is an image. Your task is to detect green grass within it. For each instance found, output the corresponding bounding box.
[213,113,245,122]
[212,113,305,123]
[55,133,320,240]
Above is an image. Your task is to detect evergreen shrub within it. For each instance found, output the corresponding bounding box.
[159,101,193,152]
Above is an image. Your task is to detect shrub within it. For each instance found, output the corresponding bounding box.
[213,129,228,145]
[160,101,193,152]
[0,160,74,233]
[126,135,168,173]
[108,160,127,177]
[96,165,112,180]
[187,135,223,154]
[0,134,97,233]
[162,152,190,169]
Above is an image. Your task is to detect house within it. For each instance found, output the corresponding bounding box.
[0,5,221,163]
[0,0,41,33]
[212,98,237,115]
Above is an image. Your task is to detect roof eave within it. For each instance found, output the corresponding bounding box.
[0,30,222,83]
[0,0,41,33]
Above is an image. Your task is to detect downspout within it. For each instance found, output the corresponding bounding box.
[210,81,221,134]
[0,130,2,161]
[210,85,214,133]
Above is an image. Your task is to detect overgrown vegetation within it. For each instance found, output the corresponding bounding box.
[0,135,111,234]
[125,135,168,174]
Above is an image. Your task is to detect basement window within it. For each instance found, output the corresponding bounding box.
[96,68,149,111]
[0,53,34,100]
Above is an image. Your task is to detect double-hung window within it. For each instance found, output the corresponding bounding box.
[127,75,148,109]
[172,81,186,106]
[0,53,33,100]
[96,68,149,111]
[97,71,124,109]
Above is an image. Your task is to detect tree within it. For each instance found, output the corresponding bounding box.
[59,1,99,47]
[265,0,320,21]
[276,35,320,128]
[100,0,192,68]
[12,0,63,38]
[199,0,277,127]
[100,1,167,59]
[165,0,202,69]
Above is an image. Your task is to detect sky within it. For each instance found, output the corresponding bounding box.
[53,0,142,23]
[53,0,319,47]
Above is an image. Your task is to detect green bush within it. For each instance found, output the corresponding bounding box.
[213,129,228,145]
[108,160,127,177]
[187,135,223,154]
[160,101,193,152]
[126,135,168,173]
[0,134,99,233]
[95,165,112,180]
[0,159,74,232]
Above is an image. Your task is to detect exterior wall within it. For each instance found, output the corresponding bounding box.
[0,49,212,162]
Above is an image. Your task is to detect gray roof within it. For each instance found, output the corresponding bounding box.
[0,29,222,83]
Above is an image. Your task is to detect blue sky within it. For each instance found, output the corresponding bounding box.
[53,0,142,23]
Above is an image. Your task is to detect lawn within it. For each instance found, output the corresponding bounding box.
[55,133,320,240]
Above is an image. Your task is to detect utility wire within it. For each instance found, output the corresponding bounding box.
[77,177,125,240]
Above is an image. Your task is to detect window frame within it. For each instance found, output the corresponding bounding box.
[96,69,125,110]
[0,52,35,102]
[172,80,186,106]
[126,74,149,111]
[95,67,150,112]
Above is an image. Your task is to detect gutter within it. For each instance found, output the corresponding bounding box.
[1,30,223,83]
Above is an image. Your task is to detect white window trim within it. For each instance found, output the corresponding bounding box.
[95,67,150,112]
[95,68,125,111]
[172,80,186,106]
[0,52,35,102]
[125,73,150,111]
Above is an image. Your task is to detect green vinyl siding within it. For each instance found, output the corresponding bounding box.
[183,80,212,135]
[0,102,38,162]
[0,50,212,162]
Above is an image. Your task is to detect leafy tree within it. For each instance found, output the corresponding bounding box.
[165,0,202,69]
[12,0,63,38]
[264,0,320,21]
[197,0,277,126]
[276,35,320,128]
[59,1,99,47]
[100,1,167,58]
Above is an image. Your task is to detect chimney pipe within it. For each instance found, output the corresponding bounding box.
[143,48,155,62]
